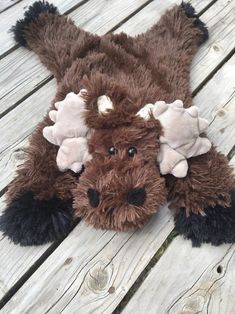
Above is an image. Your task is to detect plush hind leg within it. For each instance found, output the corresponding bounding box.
[166,148,235,246]
[135,2,208,104]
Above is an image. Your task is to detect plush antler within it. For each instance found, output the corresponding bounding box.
[137,100,211,177]
[43,90,92,172]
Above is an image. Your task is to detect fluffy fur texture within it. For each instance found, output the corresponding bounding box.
[73,124,166,231]
[181,1,209,43]
[175,191,235,247]
[166,147,235,215]
[0,192,74,246]
[12,0,58,47]
[1,1,235,246]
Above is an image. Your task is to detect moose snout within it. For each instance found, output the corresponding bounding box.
[127,187,146,206]
[87,187,146,209]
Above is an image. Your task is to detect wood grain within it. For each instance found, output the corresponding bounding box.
[195,54,235,155]
[123,237,235,314]
[0,198,51,299]
[1,205,174,313]
[0,0,21,14]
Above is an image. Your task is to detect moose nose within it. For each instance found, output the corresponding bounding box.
[127,188,146,206]
[87,188,100,208]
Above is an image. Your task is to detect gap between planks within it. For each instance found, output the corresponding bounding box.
[122,238,235,313]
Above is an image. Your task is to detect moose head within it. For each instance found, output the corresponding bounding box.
[43,76,211,232]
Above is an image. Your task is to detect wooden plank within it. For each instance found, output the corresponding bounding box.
[190,0,214,13]
[0,205,173,312]
[116,0,235,91]
[0,199,51,300]
[230,155,235,169]
[123,237,235,314]
[0,0,85,58]
[190,0,235,90]
[195,54,235,155]
[0,0,21,14]
[0,0,211,191]
[70,0,151,35]
[0,0,213,116]
[1,54,235,313]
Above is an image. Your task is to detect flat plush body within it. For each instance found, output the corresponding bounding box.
[0,1,234,246]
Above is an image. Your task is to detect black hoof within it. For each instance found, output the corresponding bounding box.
[11,0,58,47]
[175,191,235,247]
[181,1,209,44]
[0,192,75,246]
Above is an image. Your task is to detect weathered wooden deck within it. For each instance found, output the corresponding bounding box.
[0,0,235,313]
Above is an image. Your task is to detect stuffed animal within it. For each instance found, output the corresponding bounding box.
[0,1,234,247]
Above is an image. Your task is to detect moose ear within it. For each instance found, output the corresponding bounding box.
[97,95,114,114]
[43,90,92,173]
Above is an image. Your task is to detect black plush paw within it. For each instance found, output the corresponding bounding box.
[175,191,235,247]
[181,1,209,44]
[12,0,58,47]
[0,192,75,246]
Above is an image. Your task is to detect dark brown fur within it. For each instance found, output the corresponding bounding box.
[5,2,235,238]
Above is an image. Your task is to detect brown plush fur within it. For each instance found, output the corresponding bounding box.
[166,147,235,215]
[73,122,166,230]
[5,2,235,236]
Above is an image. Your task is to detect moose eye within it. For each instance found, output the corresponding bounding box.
[108,146,118,155]
[127,147,137,157]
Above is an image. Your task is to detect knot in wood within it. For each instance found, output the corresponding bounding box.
[86,260,113,294]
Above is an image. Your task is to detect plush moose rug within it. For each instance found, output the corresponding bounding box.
[0,1,235,247]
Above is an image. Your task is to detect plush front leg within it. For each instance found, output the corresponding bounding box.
[0,114,78,246]
[175,191,235,247]
[0,193,75,246]
[134,2,208,104]
[167,148,235,246]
